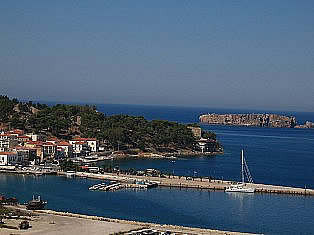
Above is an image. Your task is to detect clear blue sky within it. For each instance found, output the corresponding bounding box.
[1,0,314,111]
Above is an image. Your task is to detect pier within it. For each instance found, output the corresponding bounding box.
[58,172,314,196]
[88,180,158,192]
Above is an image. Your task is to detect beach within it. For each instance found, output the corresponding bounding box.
[0,206,256,235]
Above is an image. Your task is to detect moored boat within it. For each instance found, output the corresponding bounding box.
[26,195,47,210]
[225,150,255,193]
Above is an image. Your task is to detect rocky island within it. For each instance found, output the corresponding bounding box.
[200,113,297,128]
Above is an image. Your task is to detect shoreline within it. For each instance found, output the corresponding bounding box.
[110,150,224,160]
[1,205,258,235]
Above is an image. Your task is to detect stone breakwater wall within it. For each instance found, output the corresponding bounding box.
[199,113,296,128]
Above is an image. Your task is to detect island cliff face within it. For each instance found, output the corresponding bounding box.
[199,113,296,128]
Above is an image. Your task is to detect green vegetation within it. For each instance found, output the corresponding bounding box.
[202,130,216,140]
[59,159,79,172]
[0,95,219,152]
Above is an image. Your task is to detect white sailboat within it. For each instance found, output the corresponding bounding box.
[225,150,255,193]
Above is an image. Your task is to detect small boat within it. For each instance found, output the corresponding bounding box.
[225,183,255,193]
[66,171,76,178]
[225,150,255,193]
[26,195,47,210]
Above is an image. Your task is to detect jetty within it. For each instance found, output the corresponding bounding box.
[58,172,314,196]
[88,179,158,192]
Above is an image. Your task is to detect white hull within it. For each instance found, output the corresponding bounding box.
[225,185,255,193]
[225,150,255,193]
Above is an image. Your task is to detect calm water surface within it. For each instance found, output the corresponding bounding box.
[0,174,313,235]
[2,104,314,234]
[114,125,314,189]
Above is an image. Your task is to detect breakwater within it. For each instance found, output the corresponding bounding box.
[58,172,314,196]
[199,113,296,128]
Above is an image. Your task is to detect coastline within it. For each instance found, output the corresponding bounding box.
[1,205,258,235]
[110,150,224,160]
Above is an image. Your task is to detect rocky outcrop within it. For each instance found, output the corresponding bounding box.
[295,121,314,129]
[199,113,296,128]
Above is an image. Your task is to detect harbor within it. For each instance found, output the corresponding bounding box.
[58,171,314,196]
[1,172,314,235]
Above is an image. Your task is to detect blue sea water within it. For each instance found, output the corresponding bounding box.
[95,104,314,189]
[1,103,314,234]
[0,174,313,235]
[96,103,314,124]
[113,125,314,189]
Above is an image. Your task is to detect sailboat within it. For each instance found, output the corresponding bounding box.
[225,150,255,193]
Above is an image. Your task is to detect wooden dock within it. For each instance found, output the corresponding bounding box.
[59,172,314,196]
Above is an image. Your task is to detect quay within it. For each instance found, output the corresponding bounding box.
[0,169,57,176]
[58,171,314,196]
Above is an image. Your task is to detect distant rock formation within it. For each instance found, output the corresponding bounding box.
[199,113,296,128]
[295,121,314,129]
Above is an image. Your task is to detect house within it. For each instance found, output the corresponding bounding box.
[196,138,218,153]
[46,137,60,144]
[188,126,202,139]
[25,133,46,142]
[5,129,24,137]
[0,134,18,152]
[24,141,44,161]
[13,146,38,163]
[70,141,90,157]
[56,141,73,158]
[0,151,24,166]
[17,135,31,143]
[70,137,98,152]
[42,142,57,158]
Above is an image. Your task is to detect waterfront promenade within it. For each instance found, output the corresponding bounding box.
[61,172,314,196]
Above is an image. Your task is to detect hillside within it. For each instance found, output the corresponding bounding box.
[0,95,219,153]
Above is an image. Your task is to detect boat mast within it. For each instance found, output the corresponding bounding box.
[241,149,244,183]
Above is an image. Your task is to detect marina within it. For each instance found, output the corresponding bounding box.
[1,173,313,235]
[59,171,314,196]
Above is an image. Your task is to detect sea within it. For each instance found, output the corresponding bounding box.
[1,103,314,235]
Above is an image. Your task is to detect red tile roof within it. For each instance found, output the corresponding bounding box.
[57,141,72,146]
[17,136,31,139]
[73,137,96,141]
[0,152,17,155]
[25,141,43,146]
[43,142,56,146]
[6,129,24,135]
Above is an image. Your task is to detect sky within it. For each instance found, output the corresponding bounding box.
[1,0,314,112]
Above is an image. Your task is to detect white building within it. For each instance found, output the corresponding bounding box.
[70,141,90,157]
[0,152,23,166]
[57,141,73,158]
[0,134,18,152]
[26,133,46,142]
[70,138,98,152]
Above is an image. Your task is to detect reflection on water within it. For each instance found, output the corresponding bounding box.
[226,192,255,214]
